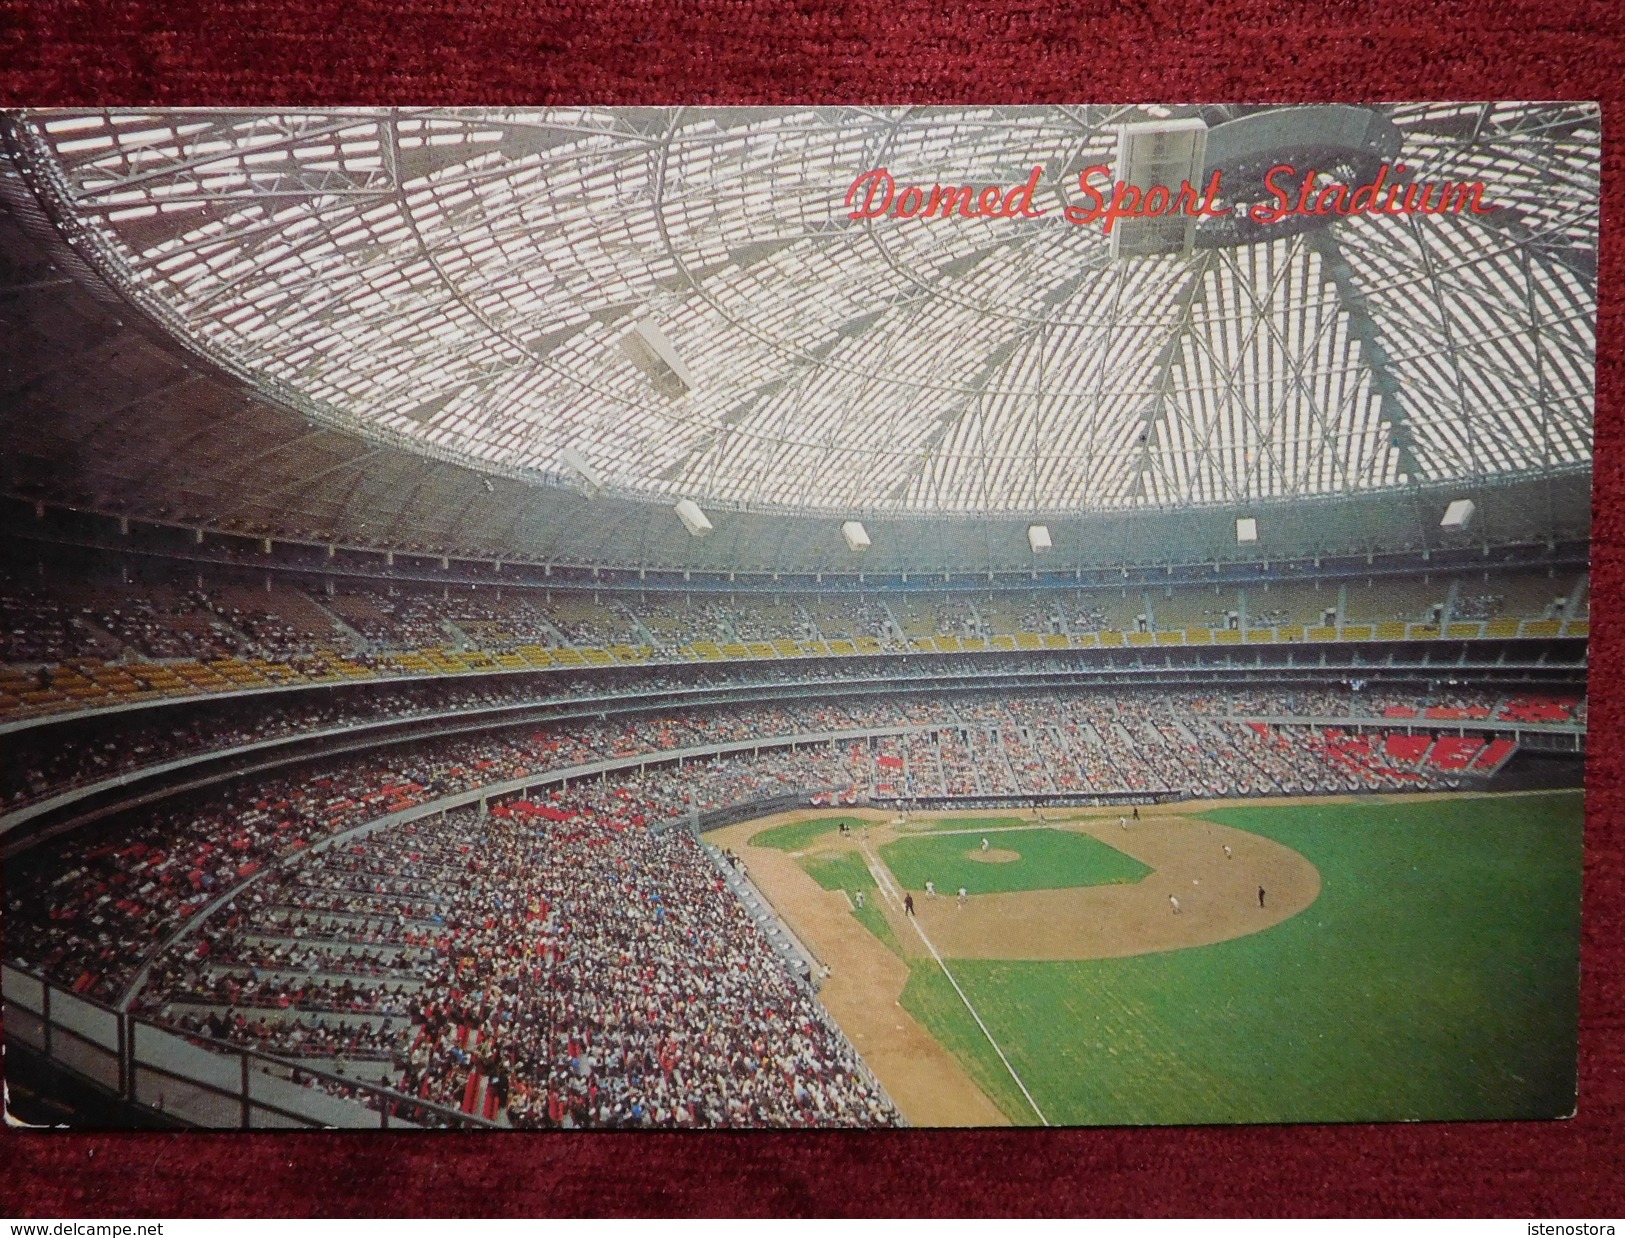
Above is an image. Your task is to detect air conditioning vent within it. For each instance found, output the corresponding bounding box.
[559,444,605,498]
[621,319,695,399]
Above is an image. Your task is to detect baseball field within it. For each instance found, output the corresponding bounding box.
[706,789,1583,1127]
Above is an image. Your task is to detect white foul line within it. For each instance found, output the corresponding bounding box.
[860,841,1051,1127]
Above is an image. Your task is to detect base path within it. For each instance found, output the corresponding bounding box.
[709,809,1010,1127]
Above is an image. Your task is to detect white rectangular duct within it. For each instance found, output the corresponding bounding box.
[674,498,713,537]
[559,445,605,498]
[622,319,695,399]
[1441,499,1476,530]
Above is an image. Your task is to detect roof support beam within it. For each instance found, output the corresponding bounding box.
[1307,227,1428,482]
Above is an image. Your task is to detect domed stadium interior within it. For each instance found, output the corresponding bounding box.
[0,104,1596,1129]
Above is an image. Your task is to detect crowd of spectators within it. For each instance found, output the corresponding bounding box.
[196,590,353,662]
[966,595,1056,636]
[0,657,1215,807]
[727,601,820,644]
[534,599,640,648]
[134,786,897,1127]
[1,572,112,664]
[6,664,1578,1128]
[7,673,1578,818]
[0,564,1592,752]
[4,698,895,1001]
[322,589,451,651]
[638,599,733,649]
[8,679,1571,1019]
[3,677,580,812]
[91,591,250,662]
[447,596,565,651]
[0,569,1591,680]
[893,596,981,640]
[1451,592,1503,621]
[0,660,923,811]
[806,599,894,642]
[1066,596,1111,633]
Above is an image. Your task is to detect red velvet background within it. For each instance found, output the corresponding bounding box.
[1,0,1621,1216]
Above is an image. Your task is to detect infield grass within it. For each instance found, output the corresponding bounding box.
[745,816,851,852]
[880,827,1151,895]
[896,792,1583,1125]
[802,850,875,893]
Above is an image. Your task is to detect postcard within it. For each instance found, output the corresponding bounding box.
[0,103,1595,1129]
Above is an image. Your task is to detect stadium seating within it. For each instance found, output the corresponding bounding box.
[0,561,1592,729]
[1147,585,1237,632]
[1383,734,1433,763]
[1498,695,1580,724]
[1243,580,1334,630]
[9,687,1516,996]
[3,667,1582,1130]
[975,591,1061,636]
[1427,736,1487,772]
[9,656,1586,820]
[891,594,979,640]
[136,799,899,1128]
[200,583,361,660]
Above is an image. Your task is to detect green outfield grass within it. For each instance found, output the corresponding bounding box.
[894,792,1583,1125]
[879,827,1151,895]
[745,816,851,852]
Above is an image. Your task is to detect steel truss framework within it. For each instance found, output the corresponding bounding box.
[5,103,1599,517]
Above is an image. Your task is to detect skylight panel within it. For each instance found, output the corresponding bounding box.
[42,113,107,134]
[25,104,1596,513]
[56,134,116,153]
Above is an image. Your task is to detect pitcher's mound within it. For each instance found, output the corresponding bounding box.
[968,848,1020,863]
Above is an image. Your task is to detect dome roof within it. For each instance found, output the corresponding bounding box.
[7,103,1598,517]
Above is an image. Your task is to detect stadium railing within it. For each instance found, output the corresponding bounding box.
[1,962,494,1129]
